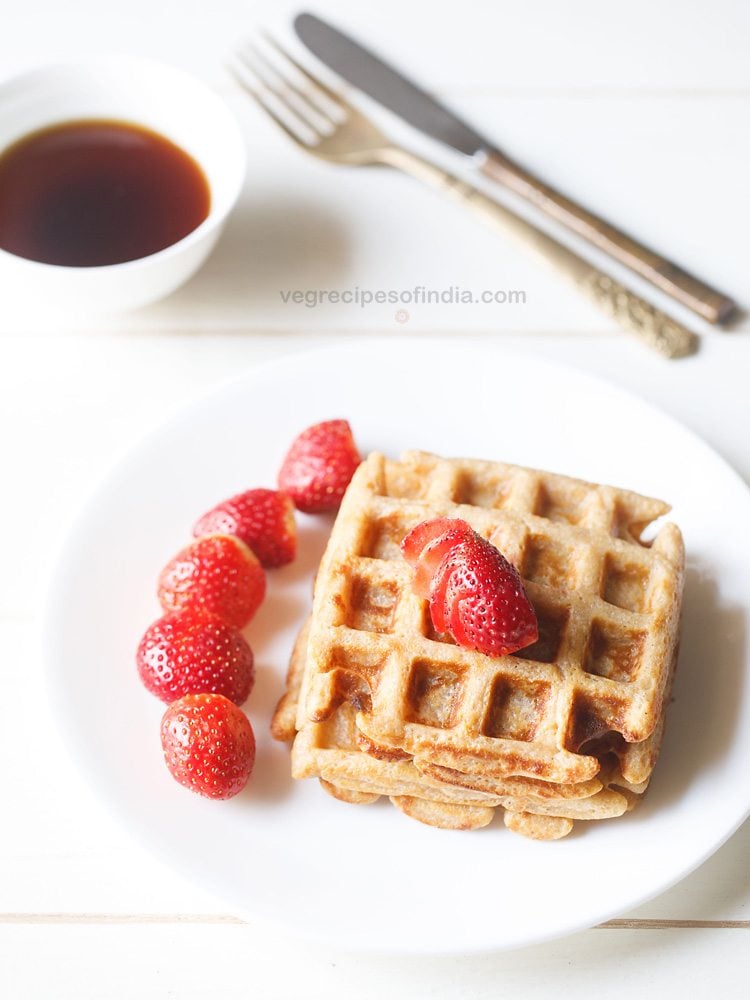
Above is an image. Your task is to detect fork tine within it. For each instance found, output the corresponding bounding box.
[238,40,337,136]
[258,31,349,121]
[227,58,318,148]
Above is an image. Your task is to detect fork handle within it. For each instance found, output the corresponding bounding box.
[379,146,697,359]
[480,149,734,325]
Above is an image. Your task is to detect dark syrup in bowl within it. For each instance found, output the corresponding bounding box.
[0,118,211,267]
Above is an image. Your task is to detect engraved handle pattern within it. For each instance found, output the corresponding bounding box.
[578,271,697,359]
[380,146,699,359]
[481,150,735,325]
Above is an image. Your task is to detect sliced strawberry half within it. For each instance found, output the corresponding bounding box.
[429,541,472,639]
[401,518,472,598]
[441,535,538,657]
[401,517,464,565]
[402,519,538,657]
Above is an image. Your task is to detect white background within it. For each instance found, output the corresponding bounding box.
[1,0,749,996]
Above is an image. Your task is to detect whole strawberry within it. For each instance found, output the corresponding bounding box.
[137,609,255,705]
[158,534,265,628]
[193,488,296,568]
[277,419,361,513]
[402,518,538,657]
[161,693,256,800]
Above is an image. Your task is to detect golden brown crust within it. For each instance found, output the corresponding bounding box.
[504,811,574,841]
[319,778,380,805]
[277,451,684,840]
[270,616,311,742]
[390,795,495,831]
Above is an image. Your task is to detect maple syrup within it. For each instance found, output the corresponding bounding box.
[0,119,210,266]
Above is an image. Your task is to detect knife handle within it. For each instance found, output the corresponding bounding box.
[380,146,697,358]
[480,149,734,325]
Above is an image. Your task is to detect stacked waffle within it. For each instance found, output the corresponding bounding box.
[272,451,684,840]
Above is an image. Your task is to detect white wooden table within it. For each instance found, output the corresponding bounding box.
[2,1,749,995]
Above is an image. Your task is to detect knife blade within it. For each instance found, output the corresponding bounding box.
[293,11,736,324]
[294,12,490,159]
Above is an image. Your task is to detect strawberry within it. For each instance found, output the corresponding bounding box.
[401,518,473,598]
[193,488,296,568]
[160,693,256,800]
[402,521,538,657]
[438,535,537,656]
[277,419,361,513]
[158,534,265,628]
[137,609,255,705]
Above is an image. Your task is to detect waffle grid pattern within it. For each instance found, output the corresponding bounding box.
[278,450,684,837]
[297,452,683,785]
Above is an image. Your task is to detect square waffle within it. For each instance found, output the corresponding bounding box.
[273,450,684,838]
[274,616,661,839]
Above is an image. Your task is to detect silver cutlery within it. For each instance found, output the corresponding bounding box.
[294,12,735,326]
[230,36,698,358]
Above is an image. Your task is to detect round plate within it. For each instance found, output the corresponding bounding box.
[44,340,750,954]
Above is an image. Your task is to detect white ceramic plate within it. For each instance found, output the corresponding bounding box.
[44,340,750,954]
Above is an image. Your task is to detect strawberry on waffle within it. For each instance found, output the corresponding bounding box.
[273,450,684,840]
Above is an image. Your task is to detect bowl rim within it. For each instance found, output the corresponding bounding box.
[0,52,247,274]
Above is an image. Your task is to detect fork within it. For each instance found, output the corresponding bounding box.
[229,37,698,359]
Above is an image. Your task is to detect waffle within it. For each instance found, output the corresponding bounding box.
[277,618,658,836]
[273,450,684,838]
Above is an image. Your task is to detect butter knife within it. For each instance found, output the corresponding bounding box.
[295,11,735,325]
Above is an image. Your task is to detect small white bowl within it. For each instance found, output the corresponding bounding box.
[0,55,246,312]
